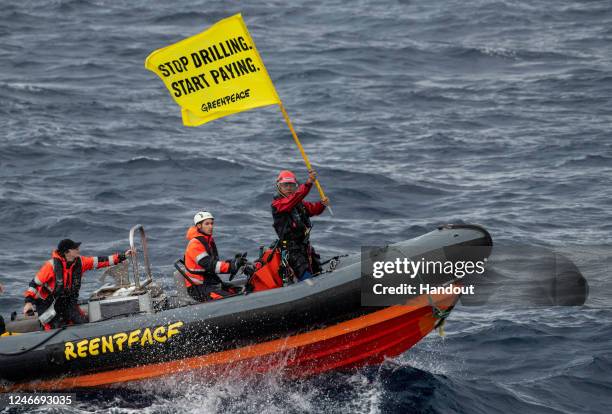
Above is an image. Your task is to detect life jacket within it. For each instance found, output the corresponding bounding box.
[26,251,83,304]
[52,254,83,302]
[272,197,312,245]
[184,227,222,287]
[249,249,283,292]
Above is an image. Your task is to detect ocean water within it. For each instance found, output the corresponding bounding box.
[1,0,611,413]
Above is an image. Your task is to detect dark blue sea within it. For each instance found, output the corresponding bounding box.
[1,0,611,413]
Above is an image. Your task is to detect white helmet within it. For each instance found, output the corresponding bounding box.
[193,211,214,225]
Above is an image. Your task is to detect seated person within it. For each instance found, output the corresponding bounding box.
[183,211,247,301]
[23,239,133,330]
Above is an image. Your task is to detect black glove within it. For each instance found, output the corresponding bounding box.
[229,253,248,278]
[118,253,127,262]
[243,262,257,277]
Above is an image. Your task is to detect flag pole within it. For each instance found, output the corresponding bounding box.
[279,102,333,216]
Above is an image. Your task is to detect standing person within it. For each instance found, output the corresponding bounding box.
[23,239,133,330]
[183,211,247,302]
[272,169,328,281]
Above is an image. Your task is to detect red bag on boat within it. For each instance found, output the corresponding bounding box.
[249,249,283,292]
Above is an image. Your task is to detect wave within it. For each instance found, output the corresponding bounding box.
[276,68,344,83]
[445,45,581,62]
[557,154,612,168]
[151,11,228,25]
[34,216,126,236]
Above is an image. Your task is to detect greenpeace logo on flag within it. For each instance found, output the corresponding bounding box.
[145,13,280,126]
[201,89,251,112]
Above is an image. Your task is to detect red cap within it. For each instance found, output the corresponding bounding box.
[276,170,297,184]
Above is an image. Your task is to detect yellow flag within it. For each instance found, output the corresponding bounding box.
[145,13,280,126]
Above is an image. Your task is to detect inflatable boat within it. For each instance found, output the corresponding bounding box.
[0,223,492,391]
